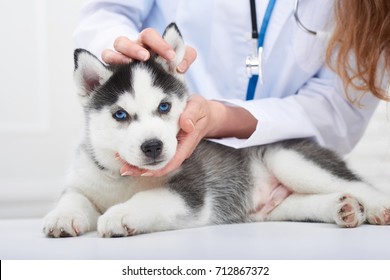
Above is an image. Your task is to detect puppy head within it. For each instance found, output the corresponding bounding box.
[73,23,188,170]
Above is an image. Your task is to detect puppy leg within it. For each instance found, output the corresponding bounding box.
[265,193,366,228]
[265,148,358,194]
[97,188,201,237]
[43,191,100,237]
[265,148,390,225]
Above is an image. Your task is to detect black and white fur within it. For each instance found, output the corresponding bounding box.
[43,23,390,238]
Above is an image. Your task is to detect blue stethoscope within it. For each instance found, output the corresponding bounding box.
[246,0,327,100]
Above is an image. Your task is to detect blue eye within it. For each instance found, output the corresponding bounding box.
[158,102,171,114]
[113,110,128,121]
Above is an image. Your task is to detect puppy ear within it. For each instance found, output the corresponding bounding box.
[73,49,113,103]
[156,23,186,75]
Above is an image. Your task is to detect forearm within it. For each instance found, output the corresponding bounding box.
[207,101,258,139]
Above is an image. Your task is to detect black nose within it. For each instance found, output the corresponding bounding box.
[141,139,163,159]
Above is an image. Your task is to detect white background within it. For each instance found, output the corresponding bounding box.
[0,0,86,218]
[0,0,389,219]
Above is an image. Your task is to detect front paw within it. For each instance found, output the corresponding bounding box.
[97,204,138,238]
[43,209,92,238]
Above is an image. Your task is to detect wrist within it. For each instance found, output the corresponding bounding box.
[206,101,258,139]
[206,100,226,138]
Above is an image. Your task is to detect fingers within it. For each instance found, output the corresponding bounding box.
[101,49,132,64]
[105,29,176,62]
[113,36,150,61]
[180,118,196,135]
[116,154,147,176]
[138,28,176,61]
[119,164,147,177]
[177,46,197,73]
[179,95,207,133]
[103,28,196,73]
[102,32,172,64]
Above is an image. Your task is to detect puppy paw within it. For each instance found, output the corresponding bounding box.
[334,194,365,228]
[43,209,91,238]
[366,204,390,225]
[97,204,139,238]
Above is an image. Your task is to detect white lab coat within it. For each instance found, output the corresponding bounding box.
[74,0,380,154]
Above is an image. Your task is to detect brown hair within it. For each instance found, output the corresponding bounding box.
[326,0,390,102]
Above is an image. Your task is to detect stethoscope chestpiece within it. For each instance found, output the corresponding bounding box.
[246,54,260,78]
[246,46,263,79]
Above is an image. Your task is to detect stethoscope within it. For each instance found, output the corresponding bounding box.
[246,0,328,82]
[293,0,318,36]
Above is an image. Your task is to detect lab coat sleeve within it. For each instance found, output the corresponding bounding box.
[73,0,154,60]
[211,66,380,154]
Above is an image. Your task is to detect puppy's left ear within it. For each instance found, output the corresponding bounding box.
[156,23,186,75]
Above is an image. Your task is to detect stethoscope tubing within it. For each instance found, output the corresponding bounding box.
[293,0,317,36]
[246,0,322,82]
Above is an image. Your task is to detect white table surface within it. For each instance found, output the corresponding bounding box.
[1,219,389,260]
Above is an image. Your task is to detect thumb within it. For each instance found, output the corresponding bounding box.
[179,117,195,133]
[179,94,206,133]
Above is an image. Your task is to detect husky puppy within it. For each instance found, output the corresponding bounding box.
[43,23,390,238]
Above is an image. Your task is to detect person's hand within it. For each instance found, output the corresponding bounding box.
[101,28,197,73]
[119,95,218,177]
